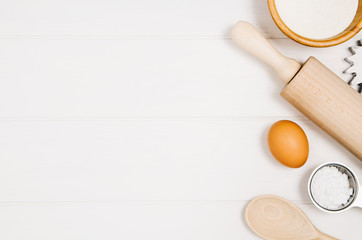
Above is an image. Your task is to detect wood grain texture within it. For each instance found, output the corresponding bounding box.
[0,38,355,118]
[0,0,275,37]
[282,57,362,160]
[245,196,337,240]
[0,0,361,239]
[0,0,360,39]
[230,21,362,160]
[1,119,360,202]
[0,202,361,240]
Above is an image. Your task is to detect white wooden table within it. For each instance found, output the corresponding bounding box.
[0,0,361,239]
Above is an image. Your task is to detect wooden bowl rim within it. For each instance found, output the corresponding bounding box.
[267,0,362,47]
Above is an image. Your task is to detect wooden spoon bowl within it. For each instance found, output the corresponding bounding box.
[245,195,337,240]
[268,0,362,47]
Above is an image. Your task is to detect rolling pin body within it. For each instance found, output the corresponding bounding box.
[231,21,362,160]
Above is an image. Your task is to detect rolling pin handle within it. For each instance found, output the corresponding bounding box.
[231,21,302,84]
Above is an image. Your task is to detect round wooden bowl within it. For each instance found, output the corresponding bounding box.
[268,0,362,47]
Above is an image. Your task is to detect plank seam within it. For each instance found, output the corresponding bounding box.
[0,116,309,122]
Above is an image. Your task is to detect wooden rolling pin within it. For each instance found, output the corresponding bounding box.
[231,21,362,160]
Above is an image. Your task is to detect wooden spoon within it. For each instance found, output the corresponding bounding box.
[245,195,337,240]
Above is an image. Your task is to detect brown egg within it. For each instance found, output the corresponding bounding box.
[267,120,309,168]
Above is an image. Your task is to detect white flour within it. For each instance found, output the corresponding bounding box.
[275,0,358,39]
[311,166,353,210]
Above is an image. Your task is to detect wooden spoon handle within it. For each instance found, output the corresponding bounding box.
[231,21,301,84]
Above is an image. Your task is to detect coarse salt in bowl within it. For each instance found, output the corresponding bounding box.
[308,162,360,213]
[311,166,353,210]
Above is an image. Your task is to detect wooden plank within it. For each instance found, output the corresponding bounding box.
[1,0,360,38]
[0,0,281,38]
[0,119,359,201]
[0,38,353,118]
[0,202,360,239]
